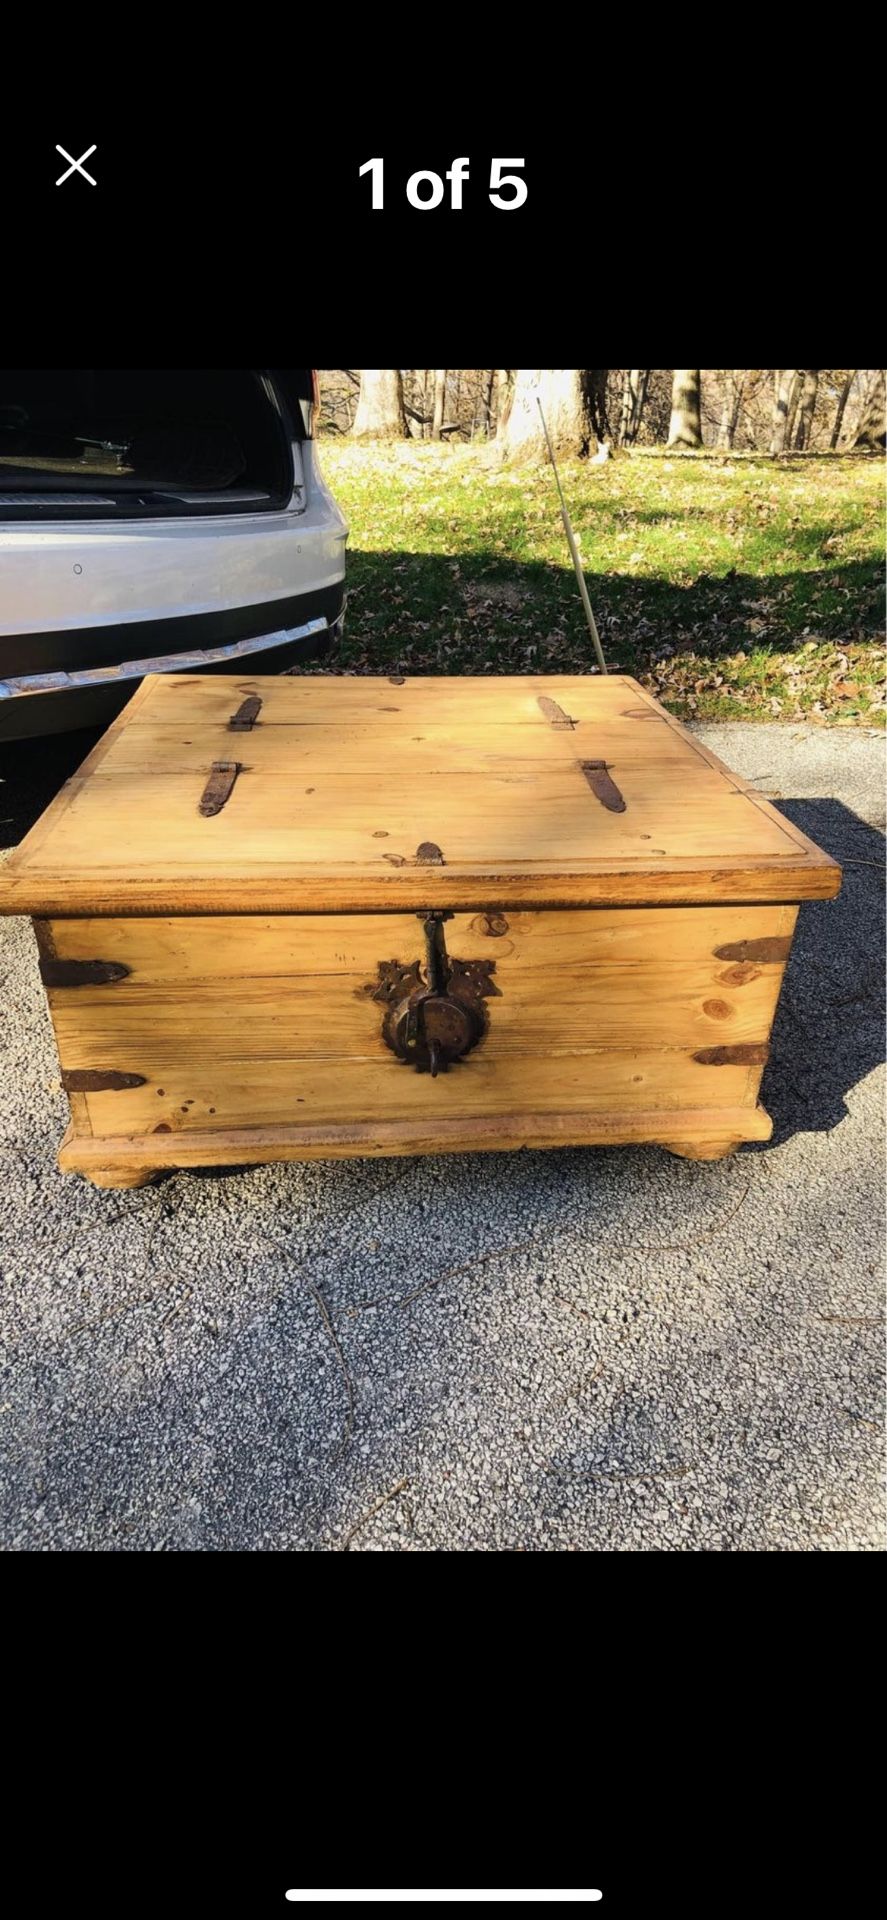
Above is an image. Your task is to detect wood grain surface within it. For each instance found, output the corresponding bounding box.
[0,675,840,914]
[40,904,790,1142]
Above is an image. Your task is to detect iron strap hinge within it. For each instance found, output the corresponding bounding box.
[228,695,263,731]
[580,760,626,812]
[199,761,241,816]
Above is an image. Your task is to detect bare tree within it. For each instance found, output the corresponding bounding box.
[793,370,819,449]
[416,369,429,438]
[829,371,857,449]
[853,369,886,450]
[331,367,881,454]
[351,369,406,439]
[502,370,597,460]
[620,370,632,445]
[482,369,496,436]
[586,370,610,445]
[317,369,360,434]
[717,372,746,448]
[770,369,797,454]
[620,370,650,446]
[431,370,447,440]
[496,370,515,437]
[667,370,702,447]
[783,372,803,447]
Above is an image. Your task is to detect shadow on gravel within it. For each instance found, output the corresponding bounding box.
[0,727,102,848]
[760,798,885,1148]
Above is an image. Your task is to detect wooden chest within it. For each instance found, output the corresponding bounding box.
[0,672,840,1189]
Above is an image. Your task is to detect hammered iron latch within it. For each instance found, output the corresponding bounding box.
[371,912,499,1076]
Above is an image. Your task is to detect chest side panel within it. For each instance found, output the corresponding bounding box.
[41,906,796,1139]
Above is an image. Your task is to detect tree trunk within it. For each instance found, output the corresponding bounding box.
[621,369,649,445]
[852,368,887,450]
[483,369,496,435]
[830,371,856,449]
[620,369,645,445]
[729,374,745,445]
[503,370,596,461]
[667,369,702,447]
[784,372,802,448]
[496,370,514,437]
[351,369,407,439]
[415,369,428,438]
[770,368,797,454]
[587,370,610,444]
[793,370,819,449]
[717,372,745,448]
[620,371,633,445]
[431,370,447,440]
[403,369,422,438]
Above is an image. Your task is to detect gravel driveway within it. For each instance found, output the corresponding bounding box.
[1,721,883,1551]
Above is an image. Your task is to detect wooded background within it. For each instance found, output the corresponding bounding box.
[319,370,886,457]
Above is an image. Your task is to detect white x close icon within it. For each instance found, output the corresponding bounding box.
[55,144,97,186]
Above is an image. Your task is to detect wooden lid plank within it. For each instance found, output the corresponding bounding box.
[0,674,841,914]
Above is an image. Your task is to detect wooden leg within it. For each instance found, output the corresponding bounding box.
[662,1138,740,1163]
[80,1164,160,1190]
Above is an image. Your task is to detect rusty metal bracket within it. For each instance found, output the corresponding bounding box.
[33,921,130,988]
[368,912,498,1076]
[372,960,424,1006]
[228,695,263,731]
[537,695,576,729]
[199,760,240,816]
[62,1069,147,1091]
[714,937,791,964]
[39,956,130,988]
[580,760,626,812]
[694,1043,770,1066]
[447,956,501,1008]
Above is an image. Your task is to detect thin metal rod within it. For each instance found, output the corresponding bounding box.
[536,397,608,673]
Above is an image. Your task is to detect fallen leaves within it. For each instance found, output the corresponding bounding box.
[642,638,885,725]
[317,442,886,727]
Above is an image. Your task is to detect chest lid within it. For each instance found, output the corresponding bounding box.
[0,672,840,914]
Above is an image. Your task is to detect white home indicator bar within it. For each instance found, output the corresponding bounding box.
[285,1896,604,1905]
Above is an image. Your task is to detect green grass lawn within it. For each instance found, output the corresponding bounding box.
[318,442,886,726]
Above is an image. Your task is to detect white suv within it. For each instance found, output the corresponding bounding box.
[0,368,347,738]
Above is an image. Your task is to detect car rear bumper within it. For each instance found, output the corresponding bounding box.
[0,473,347,661]
[0,602,343,740]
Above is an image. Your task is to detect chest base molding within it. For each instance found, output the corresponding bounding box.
[58,1103,771,1188]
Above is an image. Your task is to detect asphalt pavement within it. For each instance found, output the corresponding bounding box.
[0,721,883,1550]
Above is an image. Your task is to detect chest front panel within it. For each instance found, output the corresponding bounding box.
[39,903,794,1141]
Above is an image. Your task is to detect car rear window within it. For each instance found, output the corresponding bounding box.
[0,369,295,498]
